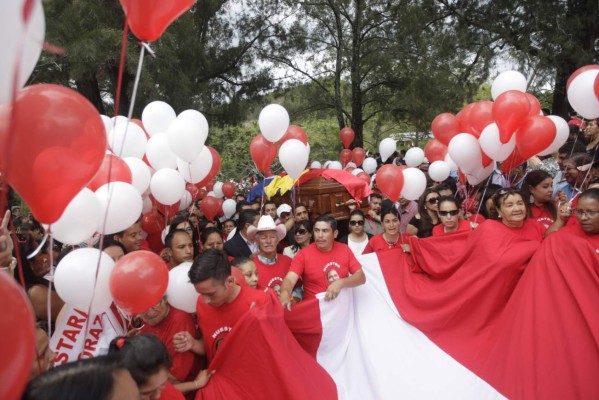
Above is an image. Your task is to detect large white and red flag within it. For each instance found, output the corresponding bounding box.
[197,223,599,399]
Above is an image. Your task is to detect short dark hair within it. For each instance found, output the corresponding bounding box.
[579,188,599,202]
[559,141,586,155]
[23,354,125,400]
[189,248,231,284]
[314,214,337,231]
[164,228,189,249]
[235,200,250,213]
[231,256,252,268]
[349,209,365,219]
[200,227,222,244]
[236,209,260,232]
[263,200,277,211]
[108,334,171,386]
[437,195,460,210]
[294,202,308,211]
[101,237,127,255]
[370,193,383,201]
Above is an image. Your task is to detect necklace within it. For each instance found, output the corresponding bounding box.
[383,233,399,249]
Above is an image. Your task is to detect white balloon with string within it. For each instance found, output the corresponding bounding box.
[146,132,178,170]
[479,123,516,162]
[279,139,309,179]
[567,69,599,119]
[142,101,176,137]
[95,182,143,235]
[404,147,425,167]
[178,109,209,137]
[150,168,185,206]
[379,138,397,162]
[49,188,101,245]
[108,118,147,159]
[259,104,290,143]
[213,182,224,198]
[179,190,192,211]
[362,157,378,174]
[177,147,213,184]
[401,167,427,201]
[428,161,450,182]
[222,199,237,219]
[123,157,151,194]
[491,70,527,100]
[166,262,199,313]
[167,116,207,162]
[54,248,115,314]
[328,161,342,170]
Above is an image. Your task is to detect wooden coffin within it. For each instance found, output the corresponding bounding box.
[271,176,368,221]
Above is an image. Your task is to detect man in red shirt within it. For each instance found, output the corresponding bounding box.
[279,214,366,309]
[173,249,269,364]
[247,215,291,295]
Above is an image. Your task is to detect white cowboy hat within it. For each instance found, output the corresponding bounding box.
[247,215,287,242]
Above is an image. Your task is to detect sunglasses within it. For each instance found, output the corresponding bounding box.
[295,229,308,235]
[427,197,439,204]
[438,210,459,217]
[349,220,365,226]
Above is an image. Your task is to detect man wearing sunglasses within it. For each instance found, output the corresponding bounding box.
[280,215,366,309]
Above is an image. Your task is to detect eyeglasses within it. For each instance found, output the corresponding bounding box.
[573,209,599,218]
[438,210,459,217]
[427,197,439,204]
[349,220,365,226]
[295,229,308,235]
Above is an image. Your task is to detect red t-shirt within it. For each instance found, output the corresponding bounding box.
[529,203,555,229]
[289,242,362,300]
[141,307,203,382]
[362,233,411,254]
[432,219,473,236]
[196,285,269,364]
[160,381,185,400]
[254,255,292,291]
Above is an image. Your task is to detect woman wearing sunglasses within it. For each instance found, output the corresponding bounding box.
[283,220,312,259]
[338,210,371,257]
[432,197,477,236]
[406,188,441,238]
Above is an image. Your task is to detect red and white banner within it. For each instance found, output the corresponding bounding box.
[50,304,126,365]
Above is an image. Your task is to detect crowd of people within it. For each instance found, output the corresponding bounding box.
[1,118,598,399]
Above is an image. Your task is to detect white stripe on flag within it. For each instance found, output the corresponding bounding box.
[315,253,506,400]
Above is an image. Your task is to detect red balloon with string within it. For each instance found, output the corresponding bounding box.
[431,113,460,146]
[119,0,196,42]
[88,154,132,192]
[141,209,165,235]
[0,84,106,224]
[340,149,352,166]
[250,134,277,172]
[339,127,355,149]
[201,196,220,221]
[375,164,404,202]
[195,147,221,189]
[424,139,448,163]
[222,182,236,198]
[351,147,366,167]
[280,125,308,145]
[493,90,531,144]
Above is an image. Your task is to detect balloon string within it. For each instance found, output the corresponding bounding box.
[113,19,129,118]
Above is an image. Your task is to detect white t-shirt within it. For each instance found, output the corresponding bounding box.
[347,235,369,257]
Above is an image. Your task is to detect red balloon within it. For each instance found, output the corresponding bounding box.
[150,194,179,218]
[119,0,195,42]
[431,113,460,146]
[216,197,225,216]
[456,103,477,136]
[281,125,308,145]
[566,65,599,92]
[197,188,207,200]
[186,183,200,200]
[375,164,404,202]
[0,273,36,400]
[339,149,352,166]
[141,209,165,235]
[481,150,494,168]
[222,181,236,199]
[493,90,531,144]
[525,93,541,117]
[195,147,221,189]
[0,84,106,224]
[201,196,220,221]
[357,172,371,185]
[468,101,494,137]
[250,134,277,172]
[516,116,556,159]
[501,150,526,174]
[339,127,355,149]
[88,154,132,192]
[110,250,169,315]
[424,139,448,163]
[594,73,599,101]
[351,147,366,167]
[205,180,215,192]
[345,166,355,173]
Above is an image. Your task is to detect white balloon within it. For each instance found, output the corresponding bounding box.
[54,248,115,314]
[404,147,425,167]
[379,138,397,162]
[207,191,215,197]
[328,161,343,170]
[146,132,178,170]
[259,104,290,142]
[362,157,378,174]
[351,168,364,176]
[346,162,357,169]
[150,168,185,205]
[95,182,143,235]
[428,161,450,182]
[177,147,213,184]
[323,161,332,168]
[108,118,147,158]
[491,70,527,100]
[178,109,209,137]
[310,160,322,169]
[401,168,427,201]
[179,190,192,210]
[212,181,224,198]
[166,262,199,313]
[479,123,517,162]
[444,154,458,172]
[279,139,309,179]
[142,196,153,213]
[100,115,113,139]
[539,116,570,156]
[167,117,207,162]
[465,162,495,185]
[142,101,176,137]
[448,133,483,174]
[123,157,151,194]
[567,70,599,119]
[1,0,45,102]
[50,188,100,245]
[222,199,237,219]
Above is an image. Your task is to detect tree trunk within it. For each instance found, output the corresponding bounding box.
[108,65,132,117]
[350,0,364,148]
[75,73,105,114]
[332,3,346,131]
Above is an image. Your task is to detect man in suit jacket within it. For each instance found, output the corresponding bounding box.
[224,209,260,258]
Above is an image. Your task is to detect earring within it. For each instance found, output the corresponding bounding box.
[529,195,534,204]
